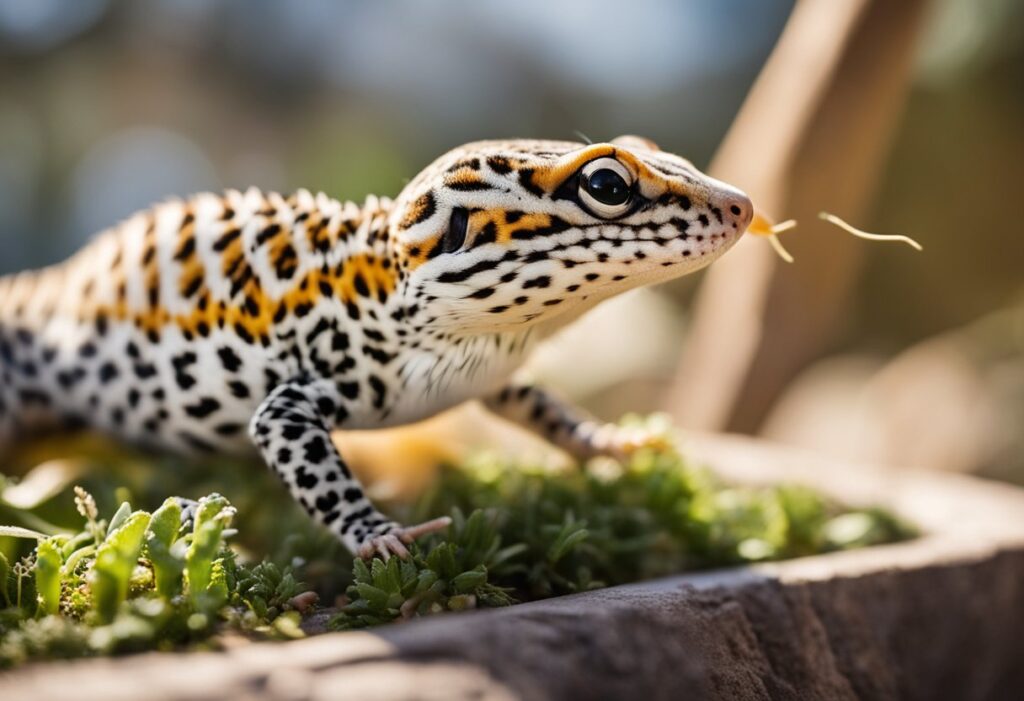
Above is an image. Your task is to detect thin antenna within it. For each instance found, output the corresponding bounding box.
[766,233,795,263]
[819,212,923,251]
[573,130,594,145]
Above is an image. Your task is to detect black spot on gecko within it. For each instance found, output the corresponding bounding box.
[368,375,387,410]
[217,347,243,372]
[353,274,370,297]
[303,435,329,463]
[184,397,221,419]
[486,156,513,175]
[467,287,496,299]
[282,424,305,441]
[295,466,318,489]
[315,491,340,512]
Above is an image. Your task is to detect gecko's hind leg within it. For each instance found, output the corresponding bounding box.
[484,382,672,463]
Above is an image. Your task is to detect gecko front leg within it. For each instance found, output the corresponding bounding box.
[249,378,449,559]
[484,382,670,462]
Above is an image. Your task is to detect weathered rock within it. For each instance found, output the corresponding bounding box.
[3,433,1024,700]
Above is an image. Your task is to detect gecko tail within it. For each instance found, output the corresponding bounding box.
[0,326,19,454]
[0,271,65,454]
[0,321,62,455]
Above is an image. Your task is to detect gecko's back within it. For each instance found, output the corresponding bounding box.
[0,188,399,454]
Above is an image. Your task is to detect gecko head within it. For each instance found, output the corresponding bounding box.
[389,136,752,332]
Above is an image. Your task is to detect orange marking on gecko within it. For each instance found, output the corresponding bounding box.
[398,193,433,231]
[398,241,434,271]
[445,169,486,187]
[529,144,657,193]
[527,143,711,210]
[469,210,553,244]
[82,252,399,342]
[305,213,349,253]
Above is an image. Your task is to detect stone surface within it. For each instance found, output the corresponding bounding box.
[3,432,1024,701]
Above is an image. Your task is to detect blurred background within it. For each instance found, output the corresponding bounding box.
[0,0,1022,486]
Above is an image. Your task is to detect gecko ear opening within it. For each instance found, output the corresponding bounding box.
[442,207,469,253]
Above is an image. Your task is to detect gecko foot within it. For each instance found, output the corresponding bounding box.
[586,423,675,463]
[356,516,452,561]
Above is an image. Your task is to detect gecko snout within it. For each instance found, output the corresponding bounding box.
[718,189,754,232]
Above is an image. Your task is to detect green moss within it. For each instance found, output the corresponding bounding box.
[0,418,915,663]
[330,437,914,629]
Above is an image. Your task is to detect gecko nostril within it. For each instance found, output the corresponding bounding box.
[721,192,753,228]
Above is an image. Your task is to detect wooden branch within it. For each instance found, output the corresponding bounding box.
[664,0,930,432]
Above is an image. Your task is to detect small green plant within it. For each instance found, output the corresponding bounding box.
[0,417,916,661]
[333,509,517,629]
[328,419,915,629]
[0,491,305,667]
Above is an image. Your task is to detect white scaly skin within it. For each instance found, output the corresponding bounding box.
[0,135,752,559]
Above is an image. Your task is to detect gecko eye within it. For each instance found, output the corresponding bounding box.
[442,207,469,253]
[579,157,633,218]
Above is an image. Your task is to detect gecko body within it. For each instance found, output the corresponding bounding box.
[0,136,752,557]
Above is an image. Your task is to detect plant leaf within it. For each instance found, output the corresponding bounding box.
[105,502,133,538]
[35,538,64,616]
[0,525,48,540]
[92,511,152,623]
[145,498,184,600]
